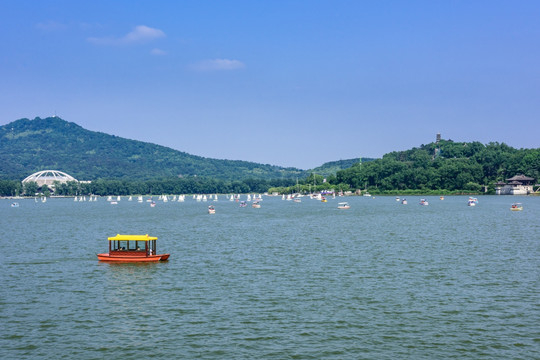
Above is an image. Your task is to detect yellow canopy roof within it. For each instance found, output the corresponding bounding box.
[108,234,158,241]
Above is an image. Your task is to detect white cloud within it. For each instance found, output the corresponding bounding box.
[192,59,246,71]
[150,48,167,56]
[88,25,165,45]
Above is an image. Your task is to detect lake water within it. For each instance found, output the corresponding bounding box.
[1,195,538,359]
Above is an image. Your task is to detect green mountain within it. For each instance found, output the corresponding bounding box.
[335,139,540,193]
[0,117,306,181]
[309,158,375,177]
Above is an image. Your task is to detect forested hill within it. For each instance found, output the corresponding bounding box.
[310,158,375,177]
[335,140,540,192]
[0,117,305,181]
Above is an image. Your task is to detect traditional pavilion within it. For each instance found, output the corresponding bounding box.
[495,174,535,195]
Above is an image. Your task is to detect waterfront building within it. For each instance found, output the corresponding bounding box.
[495,174,535,195]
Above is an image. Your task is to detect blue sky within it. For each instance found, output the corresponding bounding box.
[1,1,539,169]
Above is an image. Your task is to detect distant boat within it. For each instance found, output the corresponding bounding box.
[150,201,156,207]
[239,201,247,207]
[337,202,350,209]
[208,205,216,214]
[11,202,19,207]
[401,199,407,205]
[510,203,523,211]
[396,197,400,202]
[440,196,445,200]
[468,197,478,207]
[252,201,261,208]
[419,199,429,206]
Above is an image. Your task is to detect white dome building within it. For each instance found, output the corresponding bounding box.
[22,170,78,189]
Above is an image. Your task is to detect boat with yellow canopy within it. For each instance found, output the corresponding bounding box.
[97,234,170,262]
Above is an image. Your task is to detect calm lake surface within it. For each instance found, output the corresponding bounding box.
[1,195,539,359]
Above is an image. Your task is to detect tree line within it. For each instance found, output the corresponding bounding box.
[0,177,295,197]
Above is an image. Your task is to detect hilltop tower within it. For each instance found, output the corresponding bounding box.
[433,133,442,159]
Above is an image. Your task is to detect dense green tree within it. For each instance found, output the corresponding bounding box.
[335,140,538,194]
[0,180,21,196]
[22,181,39,195]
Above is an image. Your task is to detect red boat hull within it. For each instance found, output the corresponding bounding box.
[97,253,170,262]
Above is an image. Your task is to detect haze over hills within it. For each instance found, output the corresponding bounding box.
[0,117,308,181]
[0,117,363,181]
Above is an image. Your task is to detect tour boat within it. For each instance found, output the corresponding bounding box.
[97,234,170,262]
[337,202,350,209]
[208,205,216,214]
[510,203,523,211]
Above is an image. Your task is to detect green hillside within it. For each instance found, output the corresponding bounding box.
[309,158,375,177]
[336,140,540,194]
[0,117,305,181]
